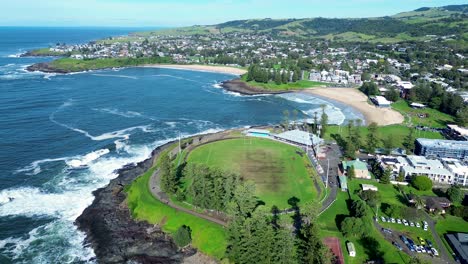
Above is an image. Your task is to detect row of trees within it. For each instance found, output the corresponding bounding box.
[246,64,303,84]
[184,163,241,211]
[409,81,468,126]
[226,195,333,264]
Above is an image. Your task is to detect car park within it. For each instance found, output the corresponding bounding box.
[403,219,409,226]
[418,237,426,245]
[393,242,403,251]
[426,240,433,247]
[382,228,392,234]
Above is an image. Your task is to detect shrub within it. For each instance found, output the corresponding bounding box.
[411,176,432,191]
[174,225,192,247]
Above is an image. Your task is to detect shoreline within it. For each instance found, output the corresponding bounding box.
[141,64,247,76]
[304,87,404,126]
[75,139,186,263]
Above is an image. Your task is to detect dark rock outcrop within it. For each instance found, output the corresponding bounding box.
[75,142,187,264]
[26,62,71,74]
[221,79,292,95]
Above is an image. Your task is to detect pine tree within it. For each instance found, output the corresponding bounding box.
[320,105,328,138]
[366,122,379,154]
[380,167,392,184]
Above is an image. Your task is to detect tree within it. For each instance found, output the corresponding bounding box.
[160,153,177,194]
[351,199,368,217]
[359,81,379,96]
[447,185,463,204]
[347,165,356,180]
[403,127,416,153]
[320,105,328,138]
[359,190,381,207]
[366,122,379,154]
[341,217,366,237]
[397,170,405,182]
[174,225,192,247]
[380,167,392,184]
[383,134,395,155]
[413,195,425,210]
[385,87,400,102]
[411,176,433,191]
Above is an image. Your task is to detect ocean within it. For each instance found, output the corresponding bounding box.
[0,27,363,263]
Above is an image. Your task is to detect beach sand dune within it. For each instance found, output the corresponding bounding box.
[143,64,247,76]
[305,88,404,126]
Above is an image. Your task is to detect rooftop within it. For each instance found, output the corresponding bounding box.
[343,159,368,171]
[416,138,468,150]
[274,130,313,146]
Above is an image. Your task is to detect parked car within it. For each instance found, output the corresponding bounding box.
[391,218,396,223]
[400,235,409,244]
[393,242,403,251]
[409,245,415,252]
[432,248,439,256]
[423,220,428,226]
[416,222,421,228]
[410,222,415,227]
[408,238,415,245]
[423,225,428,231]
[416,246,422,253]
[420,246,427,253]
[418,237,426,245]
[403,219,409,226]
[382,228,392,234]
[381,216,387,222]
[397,219,402,224]
[426,240,433,247]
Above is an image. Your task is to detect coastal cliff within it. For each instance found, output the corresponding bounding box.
[75,142,189,264]
[221,79,291,95]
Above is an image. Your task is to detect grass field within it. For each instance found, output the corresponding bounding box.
[392,100,455,128]
[317,190,410,263]
[324,124,444,149]
[435,215,468,257]
[126,167,227,259]
[186,138,319,209]
[49,57,173,72]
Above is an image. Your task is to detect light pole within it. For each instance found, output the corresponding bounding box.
[325,158,330,188]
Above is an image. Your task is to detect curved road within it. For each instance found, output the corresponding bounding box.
[149,169,228,227]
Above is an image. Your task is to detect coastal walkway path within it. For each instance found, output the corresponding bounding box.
[149,168,228,227]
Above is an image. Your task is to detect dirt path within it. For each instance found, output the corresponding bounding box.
[149,168,228,227]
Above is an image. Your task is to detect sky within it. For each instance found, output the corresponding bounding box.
[1,0,466,27]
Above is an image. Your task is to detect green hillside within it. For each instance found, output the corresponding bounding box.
[137,5,467,43]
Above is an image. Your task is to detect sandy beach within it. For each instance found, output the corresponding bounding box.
[142,64,247,75]
[305,88,404,126]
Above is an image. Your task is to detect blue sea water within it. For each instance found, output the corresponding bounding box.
[0,27,363,263]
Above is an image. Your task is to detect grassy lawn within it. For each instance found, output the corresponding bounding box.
[324,124,444,149]
[239,74,326,91]
[49,57,172,72]
[435,215,468,257]
[317,190,410,263]
[126,167,227,259]
[186,137,319,209]
[392,100,455,128]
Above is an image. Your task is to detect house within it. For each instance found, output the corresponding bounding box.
[346,242,356,257]
[370,96,391,108]
[342,159,371,179]
[361,184,378,192]
[446,233,468,264]
[425,197,452,214]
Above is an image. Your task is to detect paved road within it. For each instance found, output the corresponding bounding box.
[422,212,454,263]
[149,169,227,227]
[315,142,341,212]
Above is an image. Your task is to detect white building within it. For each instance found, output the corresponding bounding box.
[442,159,468,186]
[402,155,454,185]
[361,184,378,191]
[371,96,391,107]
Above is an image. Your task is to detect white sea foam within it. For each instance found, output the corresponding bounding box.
[92,73,138,80]
[15,157,70,175]
[152,74,203,84]
[165,121,177,128]
[93,108,147,119]
[66,149,110,169]
[212,83,222,89]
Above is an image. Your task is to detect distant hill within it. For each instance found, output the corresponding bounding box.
[137,5,467,43]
